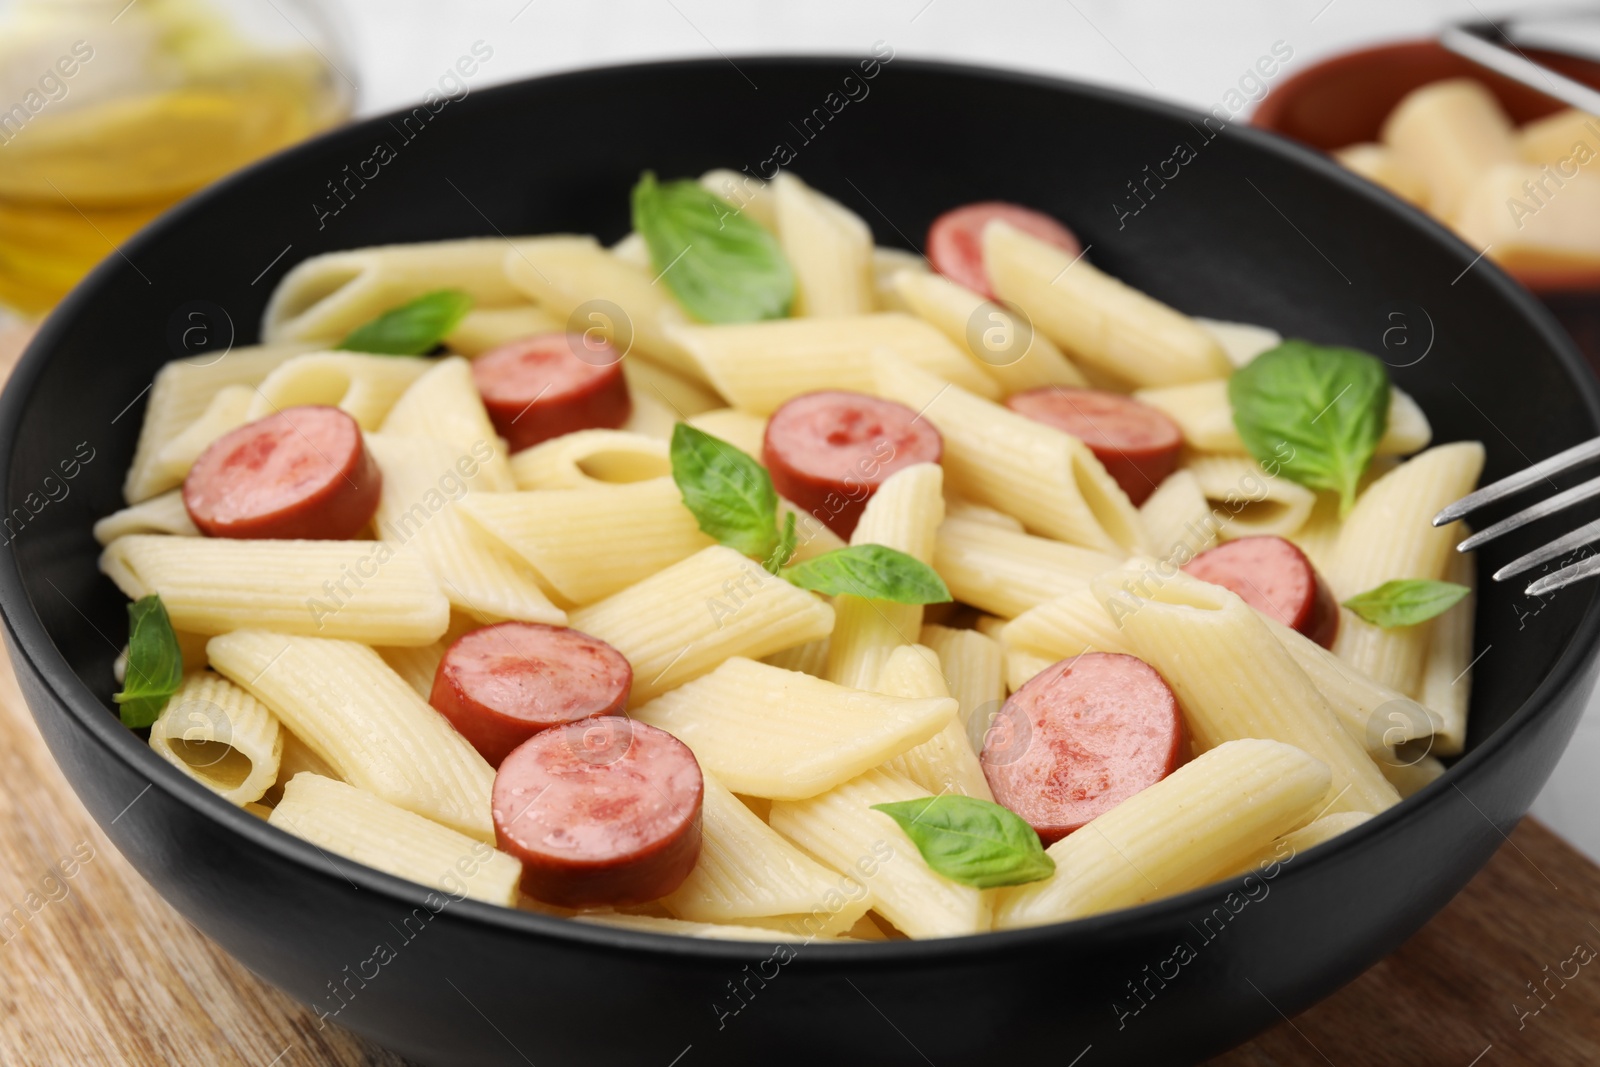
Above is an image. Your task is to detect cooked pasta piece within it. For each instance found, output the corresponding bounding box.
[458,481,712,605]
[942,497,1025,531]
[1421,548,1476,756]
[1180,453,1316,540]
[1095,569,1399,815]
[1230,811,1372,876]
[770,767,992,938]
[262,238,530,343]
[148,671,282,805]
[264,728,342,808]
[622,390,680,439]
[622,354,725,417]
[1329,443,1486,696]
[367,435,566,625]
[1134,380,1432,456]
[94,489,198,544]
[872,247,926,311]
[1378,753,1447,798]
[1193,317,1282,366]
[208,631,494,839]
[377,613,478,699]
[443,305,565,356]
[1139,470,1218,564]
[919,624,1006,744]
[509,429,671,490]
[101,535,450,645]
[984,221,1232,387]
[999,589,1134,662]
[244,352,432,430]
[934,517,1121,618]
[569,545,835,703]
[763,638,831,677]
[378,356,515,490]
[661,770,870,934]
[890,269,1089,392]
[631,657,954,799]
[671,313,999,414]
[684,409,767,459]
[146,384,254,493]
[270,773,520,905]
[1005,650,1055,694]
[772,172,875,317]
[875,354,1144,553]
[701,167,778,229]
[993,739,1331,929]
[877,644,993,801]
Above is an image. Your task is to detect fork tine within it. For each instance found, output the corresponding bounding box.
[1493,514,1600,581]
[1457,473,1600,552]
[1433,434,1600,526]
[1526,552,1600,596]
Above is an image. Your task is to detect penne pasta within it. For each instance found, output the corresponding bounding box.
[1134,379,1432,456]
[94,489,197,544]
[1138,470,1217,565]
[999,588,1135,662]
[877,644,993,801]
[443,305,565,356]
[701,167,778,229]
[872,247,927,311]
[148,671,282,805]
[1421,548,1476,756]
[772,172,875,318]
[919,624,1006,746]
[244,351,432,430]
[622,354,725,417]
[146,384,254,494]
[762,638,831,677]
[1378,752,1448,798]
[934,517,1122,618]
[1005,650,1055,694]
[509,429,670,490]
[378,356,515,490]
[685,408,768,460]
[942,496,1025,532]
[1229,811,1372,877]
[1193,317,1282,367]
[1180,452,1316,540]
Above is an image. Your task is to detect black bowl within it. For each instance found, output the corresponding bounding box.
[4,56,1600,1067]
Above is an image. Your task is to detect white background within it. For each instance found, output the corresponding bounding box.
[334,0,1600,858]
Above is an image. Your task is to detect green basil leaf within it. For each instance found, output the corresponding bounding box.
[1228,339,1391,516]
[871,795,1055,888]
[1343,579,1470,629]
[337,289,473,354]
[670,422,780,559]
[631,172,794,323]
[764,510,797,576]
[114,594,183,728]
[782,544,952,605]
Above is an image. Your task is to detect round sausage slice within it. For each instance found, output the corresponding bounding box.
[430,622,633,767]
[927,201,1082,301]
[493,717,703,908]
[472,333,632,453]
[1183,536,1340,649]
[981,652,1185,845]
[1005,387,1181,506]
[183,405,380,540]
[762,390,943,539]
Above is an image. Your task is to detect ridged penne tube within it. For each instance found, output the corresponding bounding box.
[999,589,1134,661]
[94,489,197,544]
[983,221,1232,387]
[148,672,282,805]
[208,632,494,839]
[875,355,1144,553]
[444,305,565,356]
[661,771,869,933]
[1093,570,1398,815]
[1421,548,1476,756]
[270,774,520,905]
[622,391,679,439]
[684,409,767,460]
[701,168,778,229]
[1290,492,1342,576]
[877,644,993,801]
[569,545,836,703]
[671,313,999,415]
[100,535,450,646]
[244,352,432,430]
[609,231,650,268]
[123,344,311,503]
[993,739,1332,929]
[1180,453,1316,540]
[632,657,954,799]
[891,269,1089,392]
[872,248,926,311]
[509,429,671,490]
[367,435,565,625]
[1230,811,1372,877]
[378,357,515,491]
[919,624,1006,736]
[264,727,342,806]
[770,767,992,938]
[1329,443,1486,696]
[763,638,830,677]
[1379,753,1447,798]
[377,613,480,699]
[1139,470,1217,564]
[934,517,1122,618]
[622,354,724,417]
[825,464,944,689]
[148,384,253,492]
[502,236,703,382]
[457,481,712,605]
[943,497,1025,531]
[773,172,875,318]
[1381,79,1517,217]
[1133,380,1432,456]
[1194,318,1282,367]
[262,238,531,344]
[1005,650,1055,694]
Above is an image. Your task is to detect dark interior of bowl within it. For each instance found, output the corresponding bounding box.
[4,57,1600,1067]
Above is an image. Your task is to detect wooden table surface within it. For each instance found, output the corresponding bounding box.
[2,324,1599,1066]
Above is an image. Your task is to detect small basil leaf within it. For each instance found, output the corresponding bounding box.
[781,544,952,605]
[764,510,797,576]
[670,422,779,559]
[1228,339,1390,516]
[114,594,183,728]
[337,289,473,354]
[871,796,1055,888]
[631,172,794,323]
[1343,579,1470,629]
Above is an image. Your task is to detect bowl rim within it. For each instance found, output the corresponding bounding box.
[4,53,1599,965]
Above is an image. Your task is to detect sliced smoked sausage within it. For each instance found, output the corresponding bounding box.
[472,333,631,452]
[981,652,1185,844]
[1183,536,1340,649]
[762,390,943,539]
[182,405,380,540]
[1005,387,1181,506]
[430,622,633,767]
[493,716,703,907]
[927,201,1082,301]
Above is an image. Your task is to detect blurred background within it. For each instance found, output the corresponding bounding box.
[1,0,1597,856]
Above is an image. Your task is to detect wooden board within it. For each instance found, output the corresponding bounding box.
[1,327,1597,1065]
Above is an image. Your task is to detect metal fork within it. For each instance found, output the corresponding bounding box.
[1435,437,1600,595]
